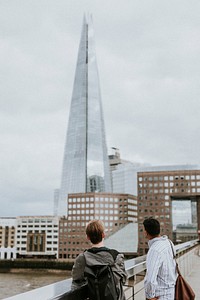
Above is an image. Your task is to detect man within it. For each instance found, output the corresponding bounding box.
[71,219,127,300]
[143,217,177,300]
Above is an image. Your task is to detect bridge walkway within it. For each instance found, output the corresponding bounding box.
[186,246,200,300]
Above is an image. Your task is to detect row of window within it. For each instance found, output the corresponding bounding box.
[69,203,120,209]
[139,187,200,194]
[0,226,15,229]
[17,231,57,235]
[139,195,169,200]
[17,247,57,251]
[68,209,120,215]
[139,181,200,188]
[17,239,58,243]
[139,208,170,213]
[67,216,120,221]
[139,201,170,206]
[17,235,58,239]
[138,214,170,220]
[20,219,56,223]
[68,197,126,203]
[18,224,58,228]
[139,174,200,182]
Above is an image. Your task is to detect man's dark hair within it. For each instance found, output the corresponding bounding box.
[143,217,160,236]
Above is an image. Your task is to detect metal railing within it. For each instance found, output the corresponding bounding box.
[4,239,199,300]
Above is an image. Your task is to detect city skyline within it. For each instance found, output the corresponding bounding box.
[1,1,200,216]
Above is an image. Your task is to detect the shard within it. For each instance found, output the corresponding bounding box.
[57,14,112,215]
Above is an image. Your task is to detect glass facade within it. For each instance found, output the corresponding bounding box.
[58,15,111,215]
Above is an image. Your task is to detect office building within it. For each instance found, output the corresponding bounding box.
[137,165,200,255]
[112,165,138,195]
[109,148,149,195]
[16,216,59,259]
[53,15,139,259]
[59,192,137,259]
[175,224,197,243]
[0,218,16,259]
[57,14,111,216]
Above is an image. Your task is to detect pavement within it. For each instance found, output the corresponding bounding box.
[186,250,200,300]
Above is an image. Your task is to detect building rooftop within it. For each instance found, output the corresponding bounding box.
[104,223,138,254]
[137,164,200,172]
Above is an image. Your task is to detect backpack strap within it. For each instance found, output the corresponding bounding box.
[107,248,120,261]
[168,239,181,275]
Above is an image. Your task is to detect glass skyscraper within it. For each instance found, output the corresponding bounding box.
[57,15,112,215]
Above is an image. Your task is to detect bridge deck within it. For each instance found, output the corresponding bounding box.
[3,242,200,300]
[186,248,200,300]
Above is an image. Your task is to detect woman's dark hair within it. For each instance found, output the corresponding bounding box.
[143,217,160,236]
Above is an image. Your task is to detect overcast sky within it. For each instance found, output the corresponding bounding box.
[1,0,200,217]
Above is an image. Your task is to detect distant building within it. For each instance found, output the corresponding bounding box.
[109,148,124,172]
[16,216,60,259]
[53,189,60,216]
[174,224,198,243]
[59,193,137,259]
[137,165,200,255]
[57,14,111,216]
[109,148,149,195]
[109,148,144,173]
[0,217,16,259]
[112,165,138,195]
[109,149,120,172]
[54,15,140,260]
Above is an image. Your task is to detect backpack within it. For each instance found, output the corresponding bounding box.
[83,249,119,300]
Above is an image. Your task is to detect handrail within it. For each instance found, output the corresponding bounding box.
[4,239,199,300]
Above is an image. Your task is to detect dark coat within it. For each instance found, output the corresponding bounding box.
[71,247,127,300]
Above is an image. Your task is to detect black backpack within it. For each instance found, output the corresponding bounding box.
[84,249,119,300]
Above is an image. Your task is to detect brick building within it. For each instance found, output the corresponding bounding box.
[59,192,137,259]
[137,166,200,255]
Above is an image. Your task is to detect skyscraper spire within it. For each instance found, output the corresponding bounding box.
[57,15,112,215]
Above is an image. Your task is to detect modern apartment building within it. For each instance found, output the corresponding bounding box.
[59,192,137,259]
[0,218,16,259]
[137,165,200,255]
[16,216,60,258]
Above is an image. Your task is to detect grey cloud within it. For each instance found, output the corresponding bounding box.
[1,0,200,216]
